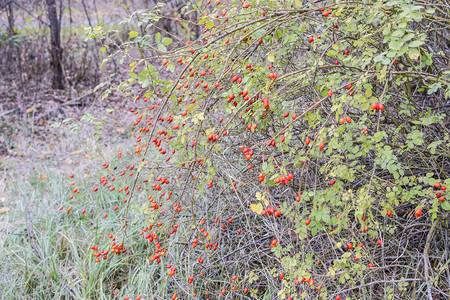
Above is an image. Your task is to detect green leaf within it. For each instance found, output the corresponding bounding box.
[327,50,337,57]
[157,44,167,52]
[322,213,331,224]
[409,40,424,48]
[442,201,450,211]
[427,82,442,95]
[391,29,404,37]
[162,37,173,46]
[409,48,420,60]
[155,32,161,43]
[389,39,404,51]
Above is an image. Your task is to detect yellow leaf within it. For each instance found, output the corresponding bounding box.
[255,191,262,200]
[85,153,90,159]
[129,31,139,38]
[250,203,263,214]
[263,198,269,206]
[268,52,275,62]
[206,232,211,240]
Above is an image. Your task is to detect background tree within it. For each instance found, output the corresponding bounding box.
[45,0,64,89]
[2,0,14,36]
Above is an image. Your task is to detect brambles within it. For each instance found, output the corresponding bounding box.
[55,0,450,299]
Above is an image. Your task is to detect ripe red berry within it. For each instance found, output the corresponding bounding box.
[415,208,422,218]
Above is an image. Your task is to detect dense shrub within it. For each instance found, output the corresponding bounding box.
[66,0,450,299]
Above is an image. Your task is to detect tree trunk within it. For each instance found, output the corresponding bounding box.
[45,0,64,90]
[4,0,14,36]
